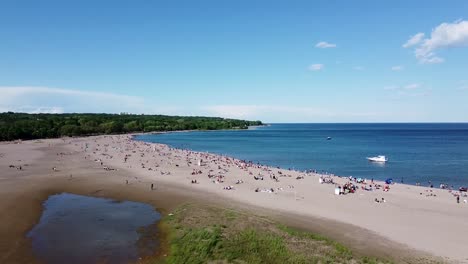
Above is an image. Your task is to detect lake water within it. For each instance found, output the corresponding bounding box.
[136,123,468,188]
[27,193,161,264]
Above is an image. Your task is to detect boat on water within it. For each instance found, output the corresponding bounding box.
[367,155,388,162]
[326,137,332,140]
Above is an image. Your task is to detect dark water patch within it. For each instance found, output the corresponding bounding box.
[27,193,161,264]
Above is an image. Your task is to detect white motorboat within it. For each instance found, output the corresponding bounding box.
[367,155,387,162]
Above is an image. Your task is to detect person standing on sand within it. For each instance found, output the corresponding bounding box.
[457,195,460,204]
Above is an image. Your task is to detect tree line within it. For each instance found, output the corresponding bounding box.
[0,112,263,141]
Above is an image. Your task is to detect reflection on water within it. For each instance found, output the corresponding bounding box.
[27,193,161,264]
[369,161,386,168]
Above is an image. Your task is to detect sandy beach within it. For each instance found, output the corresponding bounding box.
[1,134,467,263]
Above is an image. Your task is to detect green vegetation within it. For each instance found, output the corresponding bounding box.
[146,204,393,264]
[0,112,263,141]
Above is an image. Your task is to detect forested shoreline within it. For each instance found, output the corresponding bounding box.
[0,112,263,141]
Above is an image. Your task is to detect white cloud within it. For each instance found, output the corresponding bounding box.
[201,105,265,119]
[308,64,324,71]
[402,33,425,48]
[0,86,181,115]
[29,107,64,114]
[397,90,431,97]
[1,86,453,123]
[391,65,404,71]
[414,49,444,64]
[404,83,421,90]
[2,87,346,121]
[384,83,431,97]
[383,83,422,91]
[201,104,378,122]
[403,20,468,64]
[315,41,337,48]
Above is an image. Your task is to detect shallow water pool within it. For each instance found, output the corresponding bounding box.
[27,193,161,264]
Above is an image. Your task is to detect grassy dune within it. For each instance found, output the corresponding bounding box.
[144,204,392,264]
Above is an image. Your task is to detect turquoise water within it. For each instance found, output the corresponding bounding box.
[136,123,468,188]
[27,193,161,264]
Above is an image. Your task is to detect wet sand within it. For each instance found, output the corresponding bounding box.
[0,136,464,263]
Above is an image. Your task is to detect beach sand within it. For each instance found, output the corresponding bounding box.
[1,135,467,263]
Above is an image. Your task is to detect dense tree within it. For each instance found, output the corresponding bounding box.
[0,112,263,141]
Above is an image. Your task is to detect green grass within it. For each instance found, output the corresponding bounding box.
[277,224,353,258]
[141,204,395,264]
[222,229,305,263]
[168,227,223,264]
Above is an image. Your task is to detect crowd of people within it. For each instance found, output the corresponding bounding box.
[66,134,468,207]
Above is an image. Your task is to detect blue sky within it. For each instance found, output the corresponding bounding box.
[1,0,468,122]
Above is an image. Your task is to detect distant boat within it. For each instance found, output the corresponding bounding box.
[326,137,332,140]
[367,155,388,162]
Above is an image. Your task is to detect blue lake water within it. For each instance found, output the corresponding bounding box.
[136,123,468,188]
[27,193,161,264]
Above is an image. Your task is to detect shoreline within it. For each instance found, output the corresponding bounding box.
[132,130,465,191]
[0,135,466,263]
[80,134,468,263]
